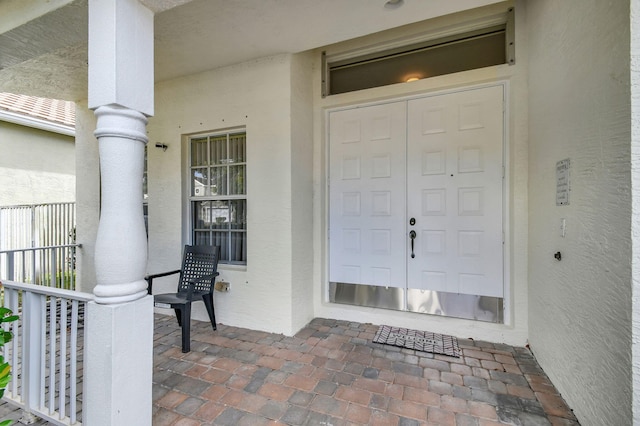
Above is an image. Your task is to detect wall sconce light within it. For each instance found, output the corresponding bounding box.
[384,0,404,10]
[406,77,420,83]
[155,143,168,152]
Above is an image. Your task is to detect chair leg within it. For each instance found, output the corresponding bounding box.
[203,294,217,330]
[174,309,182,326]
[181,303,191,353]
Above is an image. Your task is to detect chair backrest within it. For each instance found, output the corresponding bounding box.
[178,245,220,294]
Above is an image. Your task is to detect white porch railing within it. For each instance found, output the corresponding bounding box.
[0,244,80,290]
[1,280,93,425]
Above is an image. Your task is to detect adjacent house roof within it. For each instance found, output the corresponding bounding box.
[0,92,75,136]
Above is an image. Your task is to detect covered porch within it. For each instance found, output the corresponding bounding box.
[1,0,639,424]
[150,316,577,425]
[0,314,577,425]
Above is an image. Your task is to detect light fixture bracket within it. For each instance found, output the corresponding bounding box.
[384,0,404,10]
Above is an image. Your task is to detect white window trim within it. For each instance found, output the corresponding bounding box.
[186,128,247,265]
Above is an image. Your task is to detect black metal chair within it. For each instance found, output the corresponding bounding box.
[146,245,220,352]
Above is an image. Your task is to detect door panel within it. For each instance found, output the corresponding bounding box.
[329,102,407,289]
[407,86,504,297]
[328,85,504,301]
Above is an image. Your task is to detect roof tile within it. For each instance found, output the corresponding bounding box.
[0,92,75,127]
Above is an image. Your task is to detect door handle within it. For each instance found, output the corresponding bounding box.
[409,230,417,258]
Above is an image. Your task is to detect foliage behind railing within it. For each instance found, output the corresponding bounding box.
[0,305,18,426]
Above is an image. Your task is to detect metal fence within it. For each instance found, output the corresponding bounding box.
[0,204,84,424]
[0,203,76,289]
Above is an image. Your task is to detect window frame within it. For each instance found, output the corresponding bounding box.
[321,7,515,97]
[188,128,247,266]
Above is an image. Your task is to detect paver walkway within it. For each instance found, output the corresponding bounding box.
[152,315,580,426]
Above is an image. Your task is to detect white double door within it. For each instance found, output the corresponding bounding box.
[329,85,504,298]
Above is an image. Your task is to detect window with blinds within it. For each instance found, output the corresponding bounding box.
[189,130,247,264]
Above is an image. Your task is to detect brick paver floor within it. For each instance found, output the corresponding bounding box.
[152,315,580,426]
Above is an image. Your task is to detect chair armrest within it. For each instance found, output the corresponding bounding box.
[145,269,181,295]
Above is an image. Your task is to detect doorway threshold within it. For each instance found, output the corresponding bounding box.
[329,282,503,323]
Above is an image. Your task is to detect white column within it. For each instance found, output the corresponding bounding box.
[85,0,155,424]
[85,297,154,425]
[92,105,149,303]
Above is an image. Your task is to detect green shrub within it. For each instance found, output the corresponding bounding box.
[0,306,18,426]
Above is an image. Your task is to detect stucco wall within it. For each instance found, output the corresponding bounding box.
[312,1,530,346]
[527,1,632,424]
[290,52,315,332]
[632,1,640,423]
[0,120,75,206]
[74,101,100,293]
[147,54,312,335]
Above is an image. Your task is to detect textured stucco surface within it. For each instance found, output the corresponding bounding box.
[0,0,78,34]
[311,2,530,346]
[73,102,99,294]
[290,52,315,333]
[0,121,75,206]
[0,0,505,102]
[631,0,640,423]
[0,0,87,101]
[146,54,313,335]
[527,1,632,424]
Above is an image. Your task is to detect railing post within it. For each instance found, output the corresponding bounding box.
[4,288,19,399]
[30,205,35,249]
[21,291,45,424]
[27,251,33,284]
[51,249,57,288]
[6,252,14,281]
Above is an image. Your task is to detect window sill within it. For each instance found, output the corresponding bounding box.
[218,263,247,273]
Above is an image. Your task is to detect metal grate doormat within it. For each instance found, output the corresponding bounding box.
[372,325,461,357]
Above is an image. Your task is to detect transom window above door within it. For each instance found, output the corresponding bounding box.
[322,8,515,96]
[189,130,247,265]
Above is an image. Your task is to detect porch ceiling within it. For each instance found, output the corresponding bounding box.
[0,0,505,102]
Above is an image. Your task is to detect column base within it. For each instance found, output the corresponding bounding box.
[93,279,149,304]
[85,296,154,426]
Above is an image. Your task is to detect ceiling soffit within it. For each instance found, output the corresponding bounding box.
[0,0,507,100]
